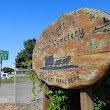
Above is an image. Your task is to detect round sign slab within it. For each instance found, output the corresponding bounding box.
[32,8,110,89]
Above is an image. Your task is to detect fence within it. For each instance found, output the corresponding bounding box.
[0,72,43,110]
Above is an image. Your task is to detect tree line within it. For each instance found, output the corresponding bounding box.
[2,38,36,73]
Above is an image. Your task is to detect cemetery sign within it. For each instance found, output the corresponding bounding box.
[32,8,110,89]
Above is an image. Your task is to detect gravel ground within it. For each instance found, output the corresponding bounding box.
[0,103,42,110]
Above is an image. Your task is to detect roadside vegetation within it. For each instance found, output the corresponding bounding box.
[1,75,29,83]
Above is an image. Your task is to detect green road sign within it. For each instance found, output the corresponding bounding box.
[0,50,9,60]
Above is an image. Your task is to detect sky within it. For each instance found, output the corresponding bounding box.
[0,0,110,69]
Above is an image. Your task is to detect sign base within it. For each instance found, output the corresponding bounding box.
[80,86,94,110]
[43,85,94,110]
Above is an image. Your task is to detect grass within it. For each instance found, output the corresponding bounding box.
[1,75,29,83]
[1,77,14,83]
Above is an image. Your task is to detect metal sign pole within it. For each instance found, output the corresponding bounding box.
[0,60,2,87]
[0,50,9,87]
[14,61,17,105]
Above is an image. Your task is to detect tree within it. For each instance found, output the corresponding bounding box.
[23,38,36,60]
[15,38,36,68]
[2,67,14,74]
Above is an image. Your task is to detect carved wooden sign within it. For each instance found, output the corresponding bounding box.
[32,8,110,89]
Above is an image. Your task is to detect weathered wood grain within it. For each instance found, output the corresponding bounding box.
[80,86,94,110]
[32,8,110,89]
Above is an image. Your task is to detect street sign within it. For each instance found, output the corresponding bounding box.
[1,72,8,79]
[0,50,9,60]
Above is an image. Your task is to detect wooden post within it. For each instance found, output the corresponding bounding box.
[80,86,94,110]
[43,84,50,110]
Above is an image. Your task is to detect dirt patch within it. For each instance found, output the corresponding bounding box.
[0,103,42,110]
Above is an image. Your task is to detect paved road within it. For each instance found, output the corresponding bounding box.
[0,82,15,103]
[0,77,43,105]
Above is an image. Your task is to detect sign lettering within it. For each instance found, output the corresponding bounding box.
[0,50,9,60]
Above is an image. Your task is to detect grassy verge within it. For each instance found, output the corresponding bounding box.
[1,75,29,83]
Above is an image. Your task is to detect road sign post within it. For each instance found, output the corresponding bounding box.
[0,61,1,87]
[0,50,9,86]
